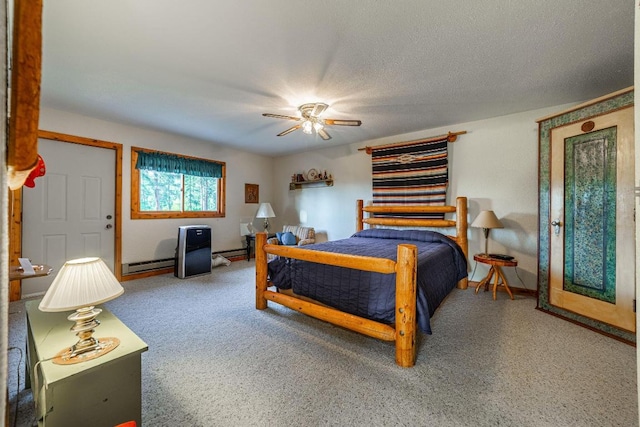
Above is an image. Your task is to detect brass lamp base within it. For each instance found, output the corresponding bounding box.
[53,337,120,365]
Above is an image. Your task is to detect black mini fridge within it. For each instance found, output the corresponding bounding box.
[175,225,212,278]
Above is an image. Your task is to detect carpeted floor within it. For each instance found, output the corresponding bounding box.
[7,260,639,426]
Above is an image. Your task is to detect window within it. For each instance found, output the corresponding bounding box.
[131,147,225,219]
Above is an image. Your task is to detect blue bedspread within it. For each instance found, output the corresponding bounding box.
[267,229,468,334]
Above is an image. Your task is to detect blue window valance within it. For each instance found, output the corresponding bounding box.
[135,150,223,178]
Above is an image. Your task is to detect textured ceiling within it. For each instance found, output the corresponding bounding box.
[40,1,634,156]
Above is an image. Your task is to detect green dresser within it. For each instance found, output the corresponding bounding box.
[25,300,148,427]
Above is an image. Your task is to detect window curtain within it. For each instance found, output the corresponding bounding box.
[135,150,223,178]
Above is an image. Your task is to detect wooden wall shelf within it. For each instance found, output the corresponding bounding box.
[289,179,334,190]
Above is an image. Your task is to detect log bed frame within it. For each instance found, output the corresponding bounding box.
[255,197,468,367]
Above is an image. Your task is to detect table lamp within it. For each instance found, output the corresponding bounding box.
[38,257,124,364]
[471,210,504,255]
[256,202,276,233]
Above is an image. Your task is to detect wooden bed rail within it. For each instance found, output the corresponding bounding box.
[364,218,457,228]
[363,205,458,213]
[263,290,397,341]
[264,243,396,273]
[255,232,419,367]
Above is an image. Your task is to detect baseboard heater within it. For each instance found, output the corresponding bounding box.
[122,258,175,275]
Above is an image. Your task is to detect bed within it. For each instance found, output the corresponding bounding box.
[255,197,468,367]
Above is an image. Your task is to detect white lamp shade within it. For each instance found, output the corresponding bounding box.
[471,210,504,229]
[39,257,124,312]
[256,202,275,218]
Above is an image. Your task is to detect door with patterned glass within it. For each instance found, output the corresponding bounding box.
[548,105,635,332]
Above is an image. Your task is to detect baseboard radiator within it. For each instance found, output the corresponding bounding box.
[122,258,175,275]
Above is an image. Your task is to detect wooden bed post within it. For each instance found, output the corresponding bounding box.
[395,244,417,367]
[356,199,364,231]
[455,197,468,259]
[255,232,268,310]
[456,197,469,290]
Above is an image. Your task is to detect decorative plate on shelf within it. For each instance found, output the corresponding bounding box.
[306,168,319,181]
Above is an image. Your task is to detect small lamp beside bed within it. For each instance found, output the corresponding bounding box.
[471,210,504,255]
[256,202,276,233]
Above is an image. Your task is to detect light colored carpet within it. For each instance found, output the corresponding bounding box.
[7,260,638,426]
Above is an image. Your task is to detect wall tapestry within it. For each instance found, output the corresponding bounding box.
[370,135,449,217]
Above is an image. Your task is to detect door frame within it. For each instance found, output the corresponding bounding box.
[536,87,635,343]
[9,130,123,301]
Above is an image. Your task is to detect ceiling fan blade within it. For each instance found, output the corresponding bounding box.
[317,128,331,140]
[324,119,362,126]
[263,113,301,121]
[277,124,302,136]
[311,103,328,117]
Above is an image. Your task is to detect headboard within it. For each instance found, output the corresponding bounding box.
[356,197,468,260]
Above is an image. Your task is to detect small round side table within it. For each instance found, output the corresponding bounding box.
[473,254,517,300]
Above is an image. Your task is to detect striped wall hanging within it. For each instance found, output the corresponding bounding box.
[360,131,465,218]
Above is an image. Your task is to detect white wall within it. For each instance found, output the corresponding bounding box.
[39,107,274,264]
[39,101,580,289]
[272,103,576,290]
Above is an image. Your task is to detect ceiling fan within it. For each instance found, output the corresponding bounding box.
[262,102,362,140]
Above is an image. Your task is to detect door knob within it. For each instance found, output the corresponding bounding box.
[105,224,113,229]
[551,219,561,235]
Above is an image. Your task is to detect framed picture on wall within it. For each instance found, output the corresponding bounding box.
[245,183,259,204]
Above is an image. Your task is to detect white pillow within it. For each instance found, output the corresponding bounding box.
[212,255,231,267]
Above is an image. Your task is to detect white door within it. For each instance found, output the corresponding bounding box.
[21,139,116,297]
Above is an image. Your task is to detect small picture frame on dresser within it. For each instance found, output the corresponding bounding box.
[245,183,259,204]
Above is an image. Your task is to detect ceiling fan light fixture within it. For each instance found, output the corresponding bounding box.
[263,102,361,140]
[302,120,313,134]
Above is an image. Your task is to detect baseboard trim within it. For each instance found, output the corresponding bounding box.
[120,267,174,281]
[536,307,636,347]
[120,256,247,282]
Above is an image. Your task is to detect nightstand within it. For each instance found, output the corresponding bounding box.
[473,254,517,300]
[245,233,276,261]
[25,300,148,427]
